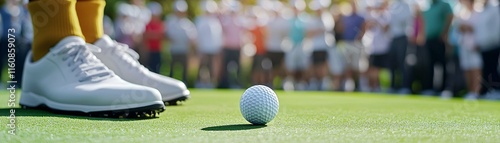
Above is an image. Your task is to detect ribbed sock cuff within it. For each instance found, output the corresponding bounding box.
[76,0,106,43]
[29,0,84,61]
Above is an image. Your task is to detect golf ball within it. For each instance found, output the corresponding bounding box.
[240,85,279,125]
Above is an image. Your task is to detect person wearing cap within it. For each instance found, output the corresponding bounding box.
[195,0,223,88]
[166,0,196,84]
[218,0,245,89]
[143,1,164,73]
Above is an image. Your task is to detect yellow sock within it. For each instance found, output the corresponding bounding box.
[28,0,84,61]
[76,0,105,43]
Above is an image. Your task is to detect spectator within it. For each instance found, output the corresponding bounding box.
[363,0,391,92]
[328,4,346,91]
[284,0,311,91]
[455,0,483,100]
[0,13,1,41]
[248,6,271,86]
[143,1,164,73]
[308,0,335,90]
[403,3,429,95]
[388,0,412,94]
[16,2,32,89]
[195,0,223,88]
[166,0,196,84]
[114,1,151,65]
[265,1,290,89]
[1,0,30,88]
[115,3,143,50]
[338,0,368,91]
[114,3,135,48]
[421,0,454,95]
[218,0,244,89]
[440,8,466,99]
[478,0,500,99]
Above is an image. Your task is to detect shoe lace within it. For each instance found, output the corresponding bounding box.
[112,41,148,72]
[59,43,113,82]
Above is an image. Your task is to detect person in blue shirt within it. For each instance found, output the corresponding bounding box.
[284,0,311,91]
[0,0,32,88]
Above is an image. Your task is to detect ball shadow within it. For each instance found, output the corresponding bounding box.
[201,124,267,131]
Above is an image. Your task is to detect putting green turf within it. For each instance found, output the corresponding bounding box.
[1,90,499,143]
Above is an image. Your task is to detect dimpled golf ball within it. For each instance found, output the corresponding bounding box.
[240,85,279,125]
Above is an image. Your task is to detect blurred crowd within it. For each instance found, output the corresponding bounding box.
[1,0,500,100]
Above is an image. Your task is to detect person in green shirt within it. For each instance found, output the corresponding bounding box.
[421,0,454,95]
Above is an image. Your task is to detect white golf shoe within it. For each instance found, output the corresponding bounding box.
[93,35,190,105]
[20,36,165,117]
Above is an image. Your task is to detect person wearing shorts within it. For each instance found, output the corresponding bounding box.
[308,0,335,90]
[327,4,345,91]
[364,1,391,92]
[284,0,310,90]
[335,0,367,91]
[457,0,483,100]
[265,1,289,88]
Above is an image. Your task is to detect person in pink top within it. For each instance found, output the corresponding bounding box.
[218,1,245,89]
[401,4,427,94]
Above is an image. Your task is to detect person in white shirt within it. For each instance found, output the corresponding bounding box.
[363,0,392,92]
[166,0,196,84]
[195,0,223,88]
[477,0,500,98]
[387,0,412,93]
[114,2,151,65]
[265,1,290,89]
[308,0,335,90]
[456,0,483,100]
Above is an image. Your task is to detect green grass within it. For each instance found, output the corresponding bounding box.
[1,90,499,143]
